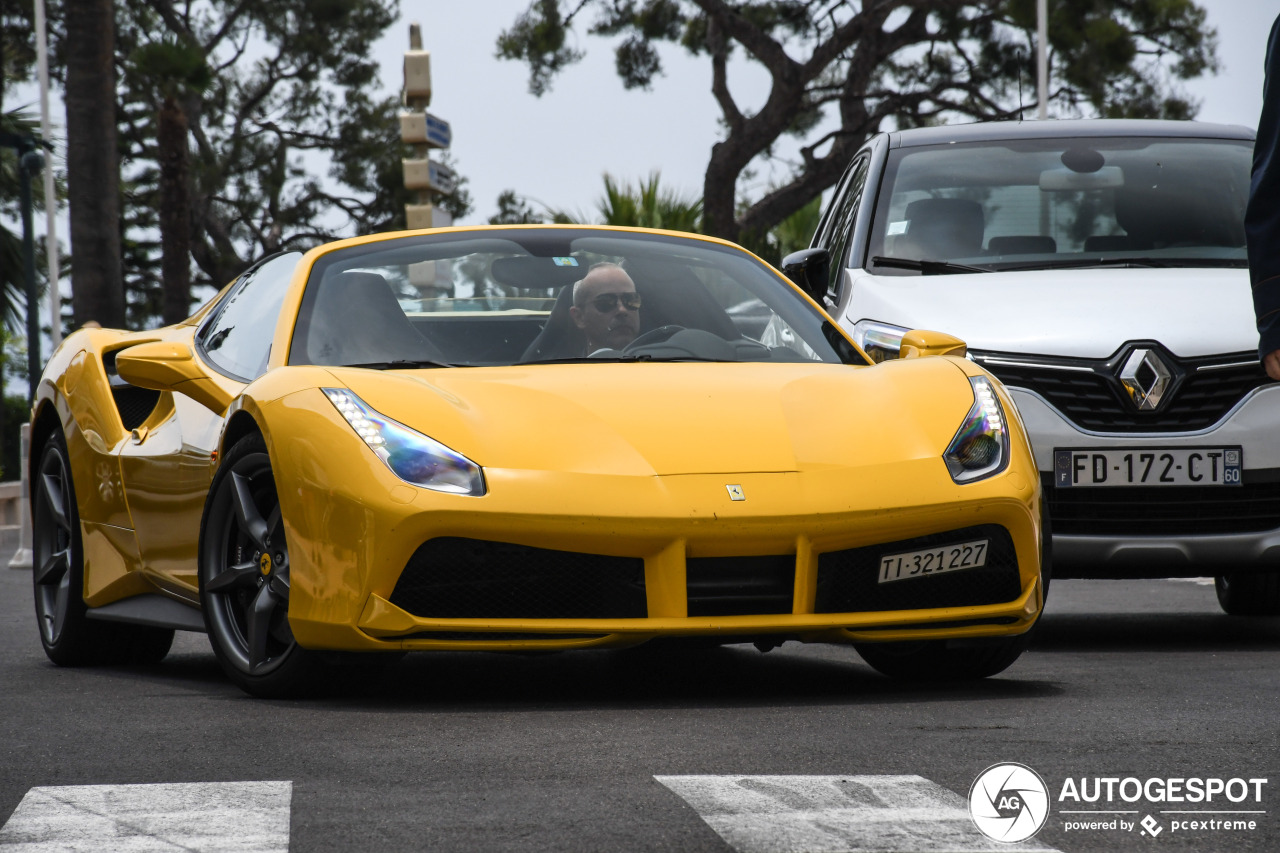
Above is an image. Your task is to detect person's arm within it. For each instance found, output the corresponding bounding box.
[1249,16,1280,375]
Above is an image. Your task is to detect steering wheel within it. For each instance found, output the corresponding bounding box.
[623,325,685,353]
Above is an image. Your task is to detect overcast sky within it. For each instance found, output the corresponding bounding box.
[376,0,1278,225]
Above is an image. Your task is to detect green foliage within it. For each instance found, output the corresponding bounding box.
[496,0,584,96]
[0,394,28,481]
[0,108,52,334]
[103,0,474,326]
[489,190,548,224]
[595,172,702,231]
[128,37,212,99]
[736,193,821,266]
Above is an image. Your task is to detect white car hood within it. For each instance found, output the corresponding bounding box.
[844,266,1255,359]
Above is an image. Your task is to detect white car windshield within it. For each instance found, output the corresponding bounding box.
[867,136,1251,274]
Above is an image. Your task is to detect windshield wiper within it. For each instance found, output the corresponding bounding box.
[341,359,454,369]
[994,257,1249,272]
[870,256,988,275]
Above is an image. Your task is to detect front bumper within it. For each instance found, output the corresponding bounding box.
[269,423,1042,651]
[1010,385,1280,577]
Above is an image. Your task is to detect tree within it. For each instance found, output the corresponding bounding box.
[497,0,1218,244]
[0,108,42,333]
[596,172,702,231]
[65,0,125,328]
[128,37,210,325]
[101,0,474,325]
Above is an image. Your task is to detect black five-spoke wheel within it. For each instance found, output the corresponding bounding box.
[33,430,172,665]
[33,432,88,660]
[199,433,319,696]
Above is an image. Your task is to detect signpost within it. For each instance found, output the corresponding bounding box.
[401,24,453,231]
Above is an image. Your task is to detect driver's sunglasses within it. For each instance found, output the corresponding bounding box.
[589,292,642,312]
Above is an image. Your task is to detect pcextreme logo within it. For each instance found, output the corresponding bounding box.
[968,763,1051,842]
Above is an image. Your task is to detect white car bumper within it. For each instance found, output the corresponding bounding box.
[1010,386,1280,578]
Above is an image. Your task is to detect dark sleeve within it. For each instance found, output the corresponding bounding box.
[1248,15,1280,359]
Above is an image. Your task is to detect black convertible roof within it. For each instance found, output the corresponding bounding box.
[888,118,1255,148]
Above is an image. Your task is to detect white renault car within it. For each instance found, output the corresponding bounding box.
[783,119,1278,614]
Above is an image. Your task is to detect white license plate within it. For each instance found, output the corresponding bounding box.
[878,539,989,584]
[1053,447,1242,488]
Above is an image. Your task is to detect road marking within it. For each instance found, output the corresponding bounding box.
[0,781,291,852]
[655,775,1059,852]
[1168,577,1215,586]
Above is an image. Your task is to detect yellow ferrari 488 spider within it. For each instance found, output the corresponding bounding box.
[30,226,1045,696]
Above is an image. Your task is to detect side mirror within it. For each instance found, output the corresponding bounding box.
[899,329,967,359]
[779,247,830,302]
[114,341,234,413]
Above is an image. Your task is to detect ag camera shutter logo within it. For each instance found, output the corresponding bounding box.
[969,763,1051,842]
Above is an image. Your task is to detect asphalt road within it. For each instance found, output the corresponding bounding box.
[2,562,1278,852]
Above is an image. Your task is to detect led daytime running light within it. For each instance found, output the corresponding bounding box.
[943,377,1010,483]
[323,388,485,496]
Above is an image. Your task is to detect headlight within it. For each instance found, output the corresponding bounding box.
[323,389,486,496]
[943,377,1009,484]
[852,319,909,363]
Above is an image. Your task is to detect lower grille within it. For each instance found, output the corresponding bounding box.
[1044,472,1280,535]
[686,555,795,616]
[390,538,646,619]
[814,525,1022,613]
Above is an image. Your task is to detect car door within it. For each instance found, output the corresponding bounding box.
[117,252,301,599]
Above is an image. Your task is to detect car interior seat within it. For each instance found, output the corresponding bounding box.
[301,271,448,365]
[520,284,586,361]
[1114,184,1243,250]
[897,198,986,260]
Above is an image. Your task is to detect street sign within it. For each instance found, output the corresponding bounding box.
[428,160,455,194]
[402,159,456,195]
[425,113,451,149]
[399,112,451,149]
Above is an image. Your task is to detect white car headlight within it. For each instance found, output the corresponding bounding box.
[943,377,1009,484]
[852,319,909,363]
[323,389,486,496]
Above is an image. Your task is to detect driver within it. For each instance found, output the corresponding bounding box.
[569,262,642,353]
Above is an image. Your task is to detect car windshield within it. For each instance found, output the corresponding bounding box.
[866,136,1251,274]
[289,228,863,368]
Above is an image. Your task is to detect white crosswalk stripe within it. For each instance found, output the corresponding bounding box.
[0,781,291,852]
[656,775,1060,853]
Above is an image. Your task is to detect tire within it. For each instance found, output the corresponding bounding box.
[32,430,174,666]
[854,631,1035,681]
[199,433,324,697]
[1214,572,1280,616]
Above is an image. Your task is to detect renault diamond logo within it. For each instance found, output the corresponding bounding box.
[726,484,746,501]
[1119,348,1171,411]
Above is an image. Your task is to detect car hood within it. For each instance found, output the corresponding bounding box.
[327,360,974,477]
[845,266,1253,359]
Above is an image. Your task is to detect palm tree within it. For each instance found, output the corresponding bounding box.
[596,172,702,233]
[65,0,125,329]
[128,38,211,325]
[0,108,42,333]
